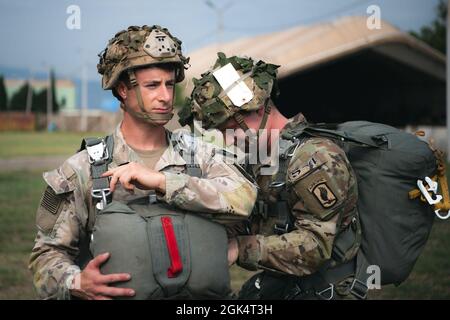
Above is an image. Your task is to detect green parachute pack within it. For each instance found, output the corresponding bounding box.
[281,120,449,286]
[79,134,231,299]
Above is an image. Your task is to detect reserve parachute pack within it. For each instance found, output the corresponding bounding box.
[281,120,449,286]
[80,134,231,299]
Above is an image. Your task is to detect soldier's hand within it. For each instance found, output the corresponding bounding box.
[69,252,135,300]
[228,238,239,266]
[102,162,166,194]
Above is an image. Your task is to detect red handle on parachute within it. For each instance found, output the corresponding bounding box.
[161,216,183,278]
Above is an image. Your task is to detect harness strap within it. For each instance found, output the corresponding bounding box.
[285,253,368,300]
[84,135,114,233]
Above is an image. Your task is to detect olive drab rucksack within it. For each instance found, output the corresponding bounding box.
[281,120,450,288]
[79,134,231,300]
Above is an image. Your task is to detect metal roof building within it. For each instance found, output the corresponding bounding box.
[184,16,446,126]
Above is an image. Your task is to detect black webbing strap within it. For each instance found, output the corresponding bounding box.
[85,135,114,232]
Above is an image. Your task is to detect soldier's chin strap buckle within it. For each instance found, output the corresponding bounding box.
[86,139,109,165]
[92,188,111,210]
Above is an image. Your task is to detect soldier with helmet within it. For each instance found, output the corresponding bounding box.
[179,53,363,300]
[29,27,256,300]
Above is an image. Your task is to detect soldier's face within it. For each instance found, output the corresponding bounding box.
[124,67,176,124]
[219,110,271,153]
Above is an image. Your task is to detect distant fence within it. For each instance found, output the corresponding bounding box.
[0,112,35,131]
[53,111,122,132]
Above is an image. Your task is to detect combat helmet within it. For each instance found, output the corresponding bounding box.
[178,52,279,132]
[97,25,190,123]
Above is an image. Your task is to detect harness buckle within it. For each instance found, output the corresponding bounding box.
[349,278,368,300]
[86,140,109,165]
[273,223,289,235]
[315,283,334,300]
[91,188,111,210]
[269,181,286,188]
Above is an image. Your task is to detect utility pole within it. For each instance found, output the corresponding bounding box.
[46,66,53,131]
[80,59,88,132]
[25,68,33,114]
[205,0,234,51]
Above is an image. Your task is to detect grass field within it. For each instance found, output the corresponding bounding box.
[0,131,105,158]
[0,131,449,299]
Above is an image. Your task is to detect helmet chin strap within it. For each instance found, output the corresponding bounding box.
[232,98,271,161]
[122,69,174,124]
[232,97,271,138]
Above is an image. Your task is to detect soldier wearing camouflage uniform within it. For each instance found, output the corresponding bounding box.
[29,27,257,300]
[179,53,363,300]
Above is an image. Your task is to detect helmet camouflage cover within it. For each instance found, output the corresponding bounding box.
[97,25,190,90]
[178,52,280,130]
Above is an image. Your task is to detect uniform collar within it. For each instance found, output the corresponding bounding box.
[112,122,186,171]
[280,112,307,136]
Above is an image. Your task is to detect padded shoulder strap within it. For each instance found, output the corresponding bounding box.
[282,123,381,148]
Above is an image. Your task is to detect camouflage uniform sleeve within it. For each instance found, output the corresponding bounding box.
[162,142,257,218]
[237,138,358,276]
[29,162,86,299]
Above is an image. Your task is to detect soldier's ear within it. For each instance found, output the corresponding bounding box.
[116,82,128,100]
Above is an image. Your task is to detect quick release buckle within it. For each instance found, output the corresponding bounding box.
[86,140,109,165]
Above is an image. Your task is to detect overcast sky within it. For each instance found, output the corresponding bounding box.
[0,0,443,81]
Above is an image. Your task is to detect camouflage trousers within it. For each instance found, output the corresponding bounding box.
[237,271,360,300]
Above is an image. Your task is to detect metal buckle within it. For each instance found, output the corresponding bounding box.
[269,181,286,188]
[417,176,442,205]
[349,278,368,300]
[148,192,157,204]
[86,140,109,164]
[315,284,334,300]
[273,223,289,235]
[91,188,111,209]
[286,141,300,158]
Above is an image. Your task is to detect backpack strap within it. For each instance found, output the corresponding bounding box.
[282,123,382,148]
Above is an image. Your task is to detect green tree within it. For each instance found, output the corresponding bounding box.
[410,0,447,54]
[0,75,7,111]
[31,69,61,114]
[50,69,60,114]
[9,81,30,111]
[32,89,47,113]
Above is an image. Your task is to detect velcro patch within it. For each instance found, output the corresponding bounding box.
[308,179,337,208]
[288,153,323,183]
[36,186,66,233]
[41,186,63,215]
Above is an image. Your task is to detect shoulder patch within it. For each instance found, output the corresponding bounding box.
[309,180,337,208]
[288,152,324,183]
[41,186,63,215]
[36,186,65,233]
